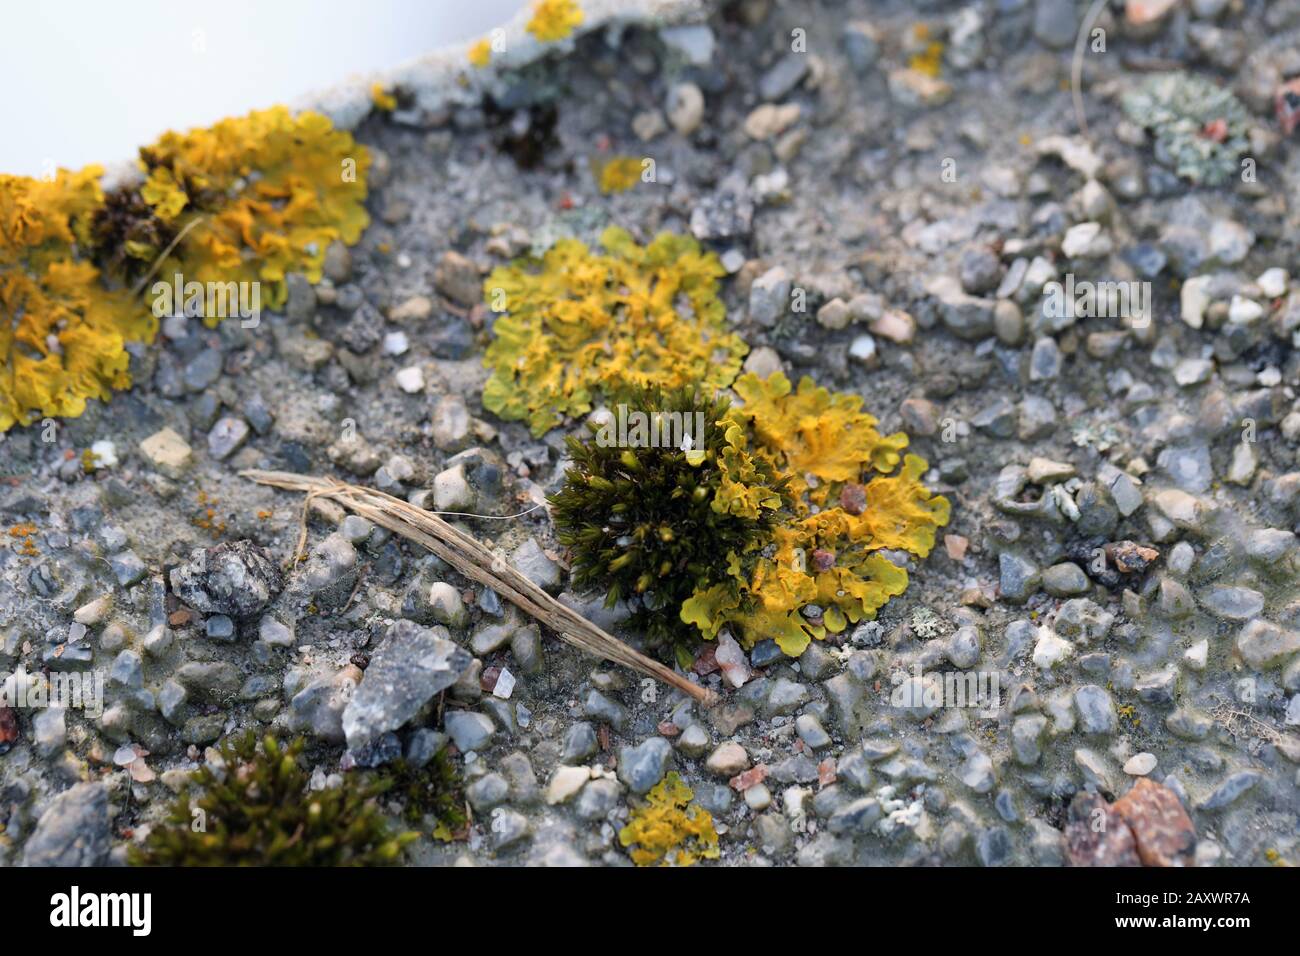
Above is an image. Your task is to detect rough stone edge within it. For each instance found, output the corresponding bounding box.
[295,0,713,131]
[99,0,710,190]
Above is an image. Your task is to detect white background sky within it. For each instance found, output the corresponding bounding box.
[0,0,526,176]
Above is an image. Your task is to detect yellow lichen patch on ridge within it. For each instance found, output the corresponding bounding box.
[137,106,370,313]
[592,155,644,194]
[481,227,747,436]
[1,168,153,432]
[681,372,950,656]
[527,0,584,43]
[371,83,397,112]
[619,772,719,866]
[468,38,492,68]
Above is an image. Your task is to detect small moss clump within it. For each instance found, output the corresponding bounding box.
[550,373,951,661]
[549,386,789,659]
[384,751,468,842]
[130,732,416,866]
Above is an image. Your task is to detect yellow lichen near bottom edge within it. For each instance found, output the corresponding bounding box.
[618,772,720,866]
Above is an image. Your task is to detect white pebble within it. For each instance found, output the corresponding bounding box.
[90,440,118,469]
[1228,295,1264,325]
[1257,267,1288,299]
[743,783,772,811]
[382,331,410,356]
[395,366,425,393]
[1123,753,1157,776]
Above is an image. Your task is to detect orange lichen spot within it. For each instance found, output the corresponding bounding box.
[526,0,583,43]
[8,524,38,557]
[192,491,227,535]
[618,772,719,866]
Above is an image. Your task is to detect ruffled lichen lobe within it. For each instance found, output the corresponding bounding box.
[134,106,371,310]
[552,369,950,662]
[0,168,152,431]
[618,771,719,866]
[683,373,951,657]
[481,227,747,436]
[2,106,371,432]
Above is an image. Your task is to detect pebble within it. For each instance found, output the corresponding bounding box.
[749,266,791,325]
[1000,552,1041,604]
[467,773,510,812]
[139,427,192,478]
[170,541,282,619]
[666,82,704,136]
[511,538,562,592]
[704,742,750,777]
[1124,753,1158,776]
[21,782,110,866]
[617,737,673,795]
[1074,685,1118,735]
[794,713,831,749]
[1041,562,1089,596]
[743,783,772,811]
[1236,620,1300,670]
[396,366,425,394]
[1197,771,1261,810]
[582,689,629,731]
[561,722,598,763]
[743,103,801,140]
[842,21,880,72]
[545,766,589,805]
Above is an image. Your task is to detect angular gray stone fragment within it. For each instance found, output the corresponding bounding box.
[169,540,283,619]
[342,620,471,749]
[1197,771,1261,810]
[22,782,110,867]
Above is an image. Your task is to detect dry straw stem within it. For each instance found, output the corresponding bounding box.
[241,469,716,706]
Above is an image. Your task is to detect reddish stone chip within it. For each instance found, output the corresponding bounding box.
[839,483,867,516]
[1277,78,1300,136]
[0,706,17,744]
[1064,792,1142,867]
[1113,778,1197,868]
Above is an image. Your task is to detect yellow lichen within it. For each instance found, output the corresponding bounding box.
[468,38,492,68]
[592,155,645,194]
[481,227,747,436]
[1,168,153,431]
[682,372,950,656]
[137,106,370,312]
[909,41,945,78]
[526,0,583,43]
[3,107,371,432]
[618,772,719,867]
[371,83,397,112]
